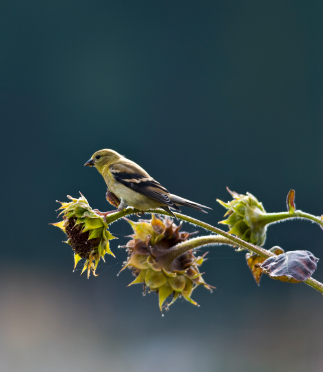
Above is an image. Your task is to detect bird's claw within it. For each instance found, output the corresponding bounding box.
[93,209,118,222]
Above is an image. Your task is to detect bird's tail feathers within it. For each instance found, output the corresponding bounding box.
[169,194,212,213]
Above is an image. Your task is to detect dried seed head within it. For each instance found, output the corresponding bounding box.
[121,214,213,311]
[64,217,101,259]
[52,193,116,278]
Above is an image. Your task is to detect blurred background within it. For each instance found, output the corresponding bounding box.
[1,1,323,371]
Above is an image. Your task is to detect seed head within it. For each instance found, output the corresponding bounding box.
[120,215,213,311]
[217,188,267,247]
[52,193,116,278]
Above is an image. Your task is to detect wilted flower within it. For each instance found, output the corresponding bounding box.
[217,188,267,246]
[120,214,213,311]
[52,194,116,278]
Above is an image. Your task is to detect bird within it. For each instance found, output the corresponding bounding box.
[84,149,211,217]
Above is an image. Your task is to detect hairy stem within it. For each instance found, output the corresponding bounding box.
[158,235,232,267]
[104,207,323,295]
[261,210,323,229]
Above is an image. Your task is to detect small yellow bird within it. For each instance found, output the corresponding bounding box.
[84,149,211,217]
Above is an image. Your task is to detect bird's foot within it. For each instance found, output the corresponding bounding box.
[93,209,118,221]
[136,211,145,217]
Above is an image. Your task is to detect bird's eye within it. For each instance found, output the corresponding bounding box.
[95,155,101,160]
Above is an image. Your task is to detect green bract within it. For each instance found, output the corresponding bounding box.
[217,188,267,247]
[52,194,116,278]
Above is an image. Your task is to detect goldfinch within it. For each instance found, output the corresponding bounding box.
[84,149,211,216]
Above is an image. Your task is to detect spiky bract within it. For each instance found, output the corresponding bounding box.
[121,215,213,311]
[52,194,116,277]
[217,188,267,247]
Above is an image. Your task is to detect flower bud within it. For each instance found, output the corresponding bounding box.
[217,188,267,246]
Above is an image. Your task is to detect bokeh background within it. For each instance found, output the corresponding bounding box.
[1,1,323,371]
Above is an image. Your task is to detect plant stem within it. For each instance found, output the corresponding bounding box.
[158,235,232,267]
[104,207,323,295]
[261,210,323,229]
[106,207,273,257]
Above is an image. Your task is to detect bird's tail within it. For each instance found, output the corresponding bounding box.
[169,194,212,213]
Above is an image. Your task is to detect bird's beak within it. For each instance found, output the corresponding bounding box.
[84,158,95,167]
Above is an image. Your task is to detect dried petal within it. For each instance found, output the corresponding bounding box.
[261,250,319,282]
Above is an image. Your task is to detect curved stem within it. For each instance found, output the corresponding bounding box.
[106,207,272,257]
[159,235,232,267]
[103,207,323,295]
[261,210,323,229]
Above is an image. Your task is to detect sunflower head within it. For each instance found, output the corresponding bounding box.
[52,194,116,277]
[121,215,213,311]
[217,188,267,247]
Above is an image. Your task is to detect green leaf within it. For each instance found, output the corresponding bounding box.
[216,199,231,210]
[158,282,174,311]
[229,220,249,236]
[104,229,117,241]
[128,269,147,286]
[230,202,245,216]
[82,218,104,232]
[225,212,242,226]
[241,228,251,242]
[168,275,186,291]
[88,227,104,240]
[73,207,88,218]
[182,279,198,306]
[145,268,167,289]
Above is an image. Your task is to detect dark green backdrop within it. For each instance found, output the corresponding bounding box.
[1,1,323,371]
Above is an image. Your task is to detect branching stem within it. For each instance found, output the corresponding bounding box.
[104,207,323,295]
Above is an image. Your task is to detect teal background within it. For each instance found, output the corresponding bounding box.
[1,1,323,371]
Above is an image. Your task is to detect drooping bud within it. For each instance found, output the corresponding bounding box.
[121,215,213,311]
[217,188,267,247]
[52,193,116,278]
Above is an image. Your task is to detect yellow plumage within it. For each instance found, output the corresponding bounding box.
[84,149,211,215]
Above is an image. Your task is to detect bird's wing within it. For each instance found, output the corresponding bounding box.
[109,162,179,209]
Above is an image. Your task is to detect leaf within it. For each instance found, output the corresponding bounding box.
[216,199,231,210]
[246,247,284,285]
[168,275,186,291]
[125,219,155,241]
[82,218,104,232]
[182,279,198,306]
[229,220,249,236]
[261,250,319,283]
[74,253,82,269]
[145,268,167,289]
[158,282,174,311]
[230,202,246,217]
[103,229,117,241]
[88,227,103,239]
[219,212,241,226]
[128,269,147,286]
[286,189,296,214]
[51,220,66,232]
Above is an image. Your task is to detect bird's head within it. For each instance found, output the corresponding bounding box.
[84,149,122,173]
